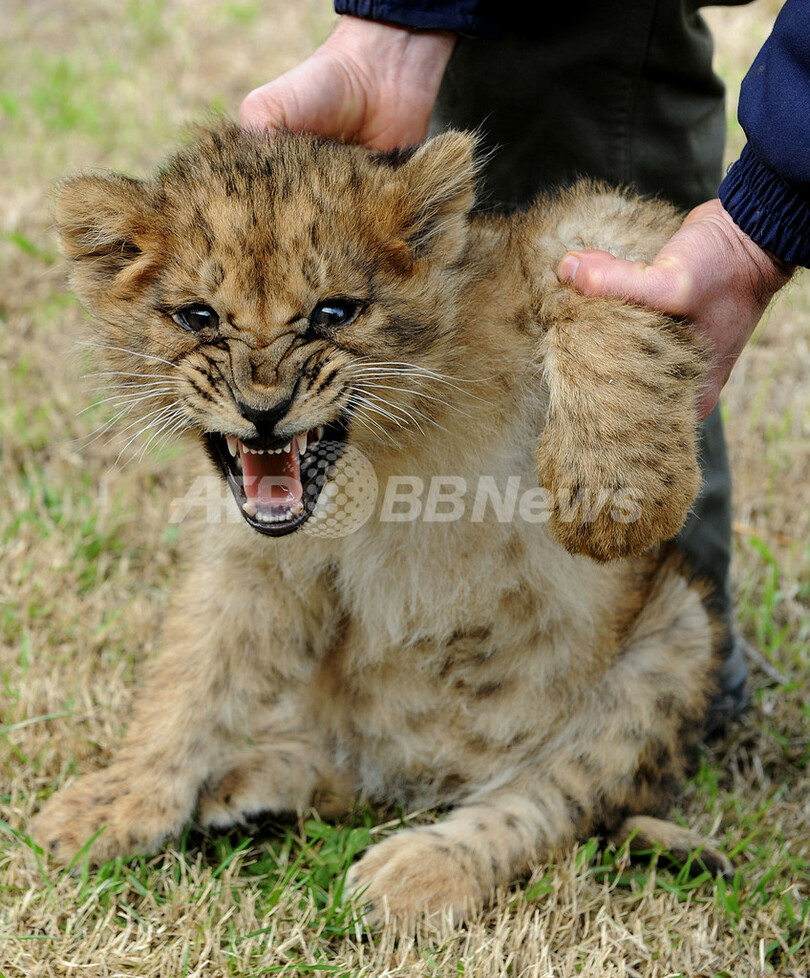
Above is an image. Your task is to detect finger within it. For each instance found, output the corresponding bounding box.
[557,250,694,316]
[239,85,290,132]
[558,250,719,417]
[238,56,357,138]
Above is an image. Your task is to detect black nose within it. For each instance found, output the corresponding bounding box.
[236,397,292,431]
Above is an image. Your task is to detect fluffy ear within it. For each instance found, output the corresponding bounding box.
[53,172,161,300]
[390,130,479,260]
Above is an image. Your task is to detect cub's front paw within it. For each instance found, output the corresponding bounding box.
[34,769,188,866]
[536,455,701,562]
[345,829,485,927]
[537,294,705,561]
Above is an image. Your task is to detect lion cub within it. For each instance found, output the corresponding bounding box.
[36,123,729,923]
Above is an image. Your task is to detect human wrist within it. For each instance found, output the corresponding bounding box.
[712,198,795,295]
[719,143,810,269]
[323,15,455,109]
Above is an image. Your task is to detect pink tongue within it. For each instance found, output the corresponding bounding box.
[240,444,302,510]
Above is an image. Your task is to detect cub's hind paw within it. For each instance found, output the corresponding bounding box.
[345,829,485,927]
[34,769,188,866]
[612,815,733,880]
[197,765,270,831]
[197,744,355,830]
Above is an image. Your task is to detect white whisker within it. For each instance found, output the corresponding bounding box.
[85,369,181,382]
[91,344,183,371]
[351,391,429,436]
[348,392,417,431]
[74,405,135,450]
[354,381,458,414]
[345,400,398,445]
[108,399,183,444]
[152,413,194,453]
[345,360,489,400]
[113,402,185,467]
[135,408,191,463]
[78,386,182,415]
[83,378,182,394]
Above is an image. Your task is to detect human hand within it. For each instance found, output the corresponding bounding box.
[239,15,455,150]
[556,199,794,418]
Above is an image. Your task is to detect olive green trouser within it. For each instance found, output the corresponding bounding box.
[431,0,753,653]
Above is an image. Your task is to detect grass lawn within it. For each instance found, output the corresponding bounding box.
[1,1,808,975]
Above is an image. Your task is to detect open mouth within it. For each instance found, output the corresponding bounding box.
[205,421,347,536]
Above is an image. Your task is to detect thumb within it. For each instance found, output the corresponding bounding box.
[239,56,359,138]
[557,250,691,315]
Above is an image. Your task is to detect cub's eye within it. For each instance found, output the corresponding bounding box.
[172,304,220,332]
[309,298,365,331]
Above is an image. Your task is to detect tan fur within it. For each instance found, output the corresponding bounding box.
[36,123,726,925]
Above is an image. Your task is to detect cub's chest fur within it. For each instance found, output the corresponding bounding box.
[34,122,730,926]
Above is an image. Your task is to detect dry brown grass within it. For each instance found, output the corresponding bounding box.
[1,1,808,975]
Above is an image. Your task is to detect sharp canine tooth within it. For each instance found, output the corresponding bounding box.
[283,442,292,454]
[242,501,257,517]
[315,426,325,441]
[296,433,307,455]
[226,436,239,457]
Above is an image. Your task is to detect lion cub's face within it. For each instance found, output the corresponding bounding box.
[56,125,478,535]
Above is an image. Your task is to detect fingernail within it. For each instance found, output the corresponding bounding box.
[557,254,580,284]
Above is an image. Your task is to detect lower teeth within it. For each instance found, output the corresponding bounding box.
[244,501,305,523]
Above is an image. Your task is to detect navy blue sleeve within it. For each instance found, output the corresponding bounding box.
[719,0,810,266]
[333,1,503,37]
